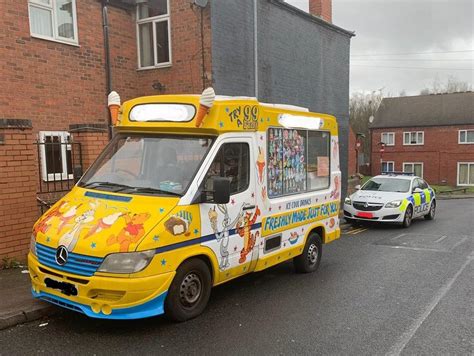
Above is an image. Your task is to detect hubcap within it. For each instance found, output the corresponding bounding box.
[405,209,412,224]
[431,203,436,217]
[179,272,202,307]
[307,244,318,265]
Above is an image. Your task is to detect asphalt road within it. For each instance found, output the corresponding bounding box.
[1,199,472,355]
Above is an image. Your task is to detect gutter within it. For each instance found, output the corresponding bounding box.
[101,0,113,139]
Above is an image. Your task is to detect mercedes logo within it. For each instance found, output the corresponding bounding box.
[55,246,69,266]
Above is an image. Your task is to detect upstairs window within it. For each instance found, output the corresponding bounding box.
[28,0,78,45]
[137,0,171,69]
[403,131,424,145]
[459,130,474,144]
[381,161,394,173]
[381,132,395,146]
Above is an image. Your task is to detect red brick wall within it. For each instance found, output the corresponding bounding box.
[71,129,110,170]
[0,126,38,263]
[309,0,332,23]
[370,125,474,185]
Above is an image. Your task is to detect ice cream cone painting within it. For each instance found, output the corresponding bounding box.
[195,87,215,127]
[108,91,121,125]
[256,146,265,184]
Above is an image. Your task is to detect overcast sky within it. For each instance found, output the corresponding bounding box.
[286,0,474,95]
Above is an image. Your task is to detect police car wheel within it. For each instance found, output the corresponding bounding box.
[293,233,322,273]
[402,205,413,228]
[165,258,212,322]
[424,200,436,220]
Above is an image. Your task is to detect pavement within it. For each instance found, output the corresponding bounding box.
[0,198,472,355]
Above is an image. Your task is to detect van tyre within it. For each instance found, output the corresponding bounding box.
[402,205,413,228]
[164,258,212,322]
[293,233,322,273]
[424,200,436,220]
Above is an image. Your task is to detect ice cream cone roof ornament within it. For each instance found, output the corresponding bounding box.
[195,87,215,128]
[108,91,121,125]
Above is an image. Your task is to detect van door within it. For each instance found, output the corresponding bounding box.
[199,137,259,278]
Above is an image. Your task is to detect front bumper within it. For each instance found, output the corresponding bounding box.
[28,253,174,319]
[343,203,405,223]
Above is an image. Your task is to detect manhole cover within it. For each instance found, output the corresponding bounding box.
[374,233,467,252]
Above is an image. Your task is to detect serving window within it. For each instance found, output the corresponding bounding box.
[267,128,330,198]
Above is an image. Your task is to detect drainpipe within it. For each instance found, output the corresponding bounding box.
[101,0,113,139]
[253,0,258,99]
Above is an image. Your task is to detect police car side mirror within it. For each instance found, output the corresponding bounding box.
[355,184,361,190]
[413,187,423,193]
[213,177,230,204]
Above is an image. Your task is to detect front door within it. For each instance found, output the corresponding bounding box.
[199,137,259,280]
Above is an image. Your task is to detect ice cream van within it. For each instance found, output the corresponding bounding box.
[29,88,341,321]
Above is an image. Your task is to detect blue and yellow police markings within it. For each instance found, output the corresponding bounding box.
[262,201,339,237]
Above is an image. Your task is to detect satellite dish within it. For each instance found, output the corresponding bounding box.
[193,0,208,7]
[369,115,374,123]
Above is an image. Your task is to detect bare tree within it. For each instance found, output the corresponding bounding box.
[420,75,472,94]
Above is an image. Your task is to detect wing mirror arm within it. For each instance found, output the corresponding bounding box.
[191,177,231,205]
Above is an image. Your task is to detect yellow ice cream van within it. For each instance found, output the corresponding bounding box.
[29,89,341,321]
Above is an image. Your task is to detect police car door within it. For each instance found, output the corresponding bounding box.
[412,178,425,217]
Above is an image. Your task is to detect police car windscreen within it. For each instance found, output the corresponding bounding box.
[362,178,410,193]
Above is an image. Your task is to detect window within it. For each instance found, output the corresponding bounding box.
[381,161,394,173]
[381,132,395,146]
[459,130,474,144]
[28,0,78,45]
[403,131,424,145]
[39,131,73,181]
[137,0,171,69]
[307,131,330,191]
[403,162,423,177]
[457,163,474,186]
[203,143,250,198]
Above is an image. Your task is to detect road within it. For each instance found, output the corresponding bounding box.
[1,199,472,355]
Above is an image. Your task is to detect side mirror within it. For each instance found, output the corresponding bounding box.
[73,165,83,182]
[355,184,361,190]
[212,177,230,204]
[413,187,423,193]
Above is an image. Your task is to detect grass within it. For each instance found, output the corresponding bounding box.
[431,185,474,194]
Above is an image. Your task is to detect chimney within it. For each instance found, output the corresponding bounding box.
[309,0,332,23]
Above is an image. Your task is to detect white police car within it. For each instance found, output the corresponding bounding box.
[343,173,436,228]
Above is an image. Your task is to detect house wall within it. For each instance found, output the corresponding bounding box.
[348,126,356,175]
[211,0,352,197]
[371,125,474,186]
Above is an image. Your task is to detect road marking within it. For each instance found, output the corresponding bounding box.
[386,255,473,356]
[434,235,447,243]
[391,233,406,240]
[348,228,368,235]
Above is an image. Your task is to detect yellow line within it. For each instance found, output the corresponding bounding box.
[347,227,363,234]
[348,227,369,235]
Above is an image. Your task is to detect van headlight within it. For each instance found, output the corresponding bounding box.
[385,200,402,208]
[30,234,37,256]
[98,250,155,274]
[344,196,352,205]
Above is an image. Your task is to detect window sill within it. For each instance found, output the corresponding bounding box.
[31,33,80,47]
[403,143,424,146]
[137,63,172,71]
[458,142,474,145]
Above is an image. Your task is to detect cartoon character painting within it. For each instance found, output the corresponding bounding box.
[33,200,68,236]
[57,203,82,234]
[84,212,122,239]
[330,176,340,200]
[58,208,95,251]
[236,206,261,263]
[107,212,151,252]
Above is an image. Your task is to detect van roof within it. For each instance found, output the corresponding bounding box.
[118,94,338,136]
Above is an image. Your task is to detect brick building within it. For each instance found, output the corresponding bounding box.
[0,0,352,262]
[370,92,474,186]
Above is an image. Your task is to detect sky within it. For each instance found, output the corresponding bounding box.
[286,0,474,95]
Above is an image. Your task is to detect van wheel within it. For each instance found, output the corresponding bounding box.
[424,200,436,220]
[401,205,413,228]
[293,233,322,273]
[164,258,212,322]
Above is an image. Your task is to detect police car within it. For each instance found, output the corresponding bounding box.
[343,172,436,228]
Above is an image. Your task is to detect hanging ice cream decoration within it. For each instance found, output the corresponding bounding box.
[195,87,216,127]
[108,91,121,125]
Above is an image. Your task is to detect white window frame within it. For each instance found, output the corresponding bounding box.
[381,132,395,146]
[39,131,73,181]
[457,162,474,186]
[458,130,474,144]
[28,0,79,46]
[136,0,172,70]
[381,161,395,172]
[403,131,424,145]
[403,162,424,178]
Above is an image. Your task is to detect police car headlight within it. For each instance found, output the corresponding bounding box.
[98,250,155,274]
[30,234,37,256]
[344,197,352,205]
[385,200,402,208]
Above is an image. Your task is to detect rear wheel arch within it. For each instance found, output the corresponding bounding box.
[307,225,325,244]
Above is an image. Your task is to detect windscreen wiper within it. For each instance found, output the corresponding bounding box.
[132,187,182,197]
[81,181,134,192]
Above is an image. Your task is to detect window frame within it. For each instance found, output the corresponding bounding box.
[266,127,331,199]
[457,162,474,186]
[136,0,172,70]
[28,0,79,46]
[403,131,424,145]
[39,131,73,182]
[403,162,424,178]
[381,132,395,146]
[458,130,474,144]
[381,161,395,173]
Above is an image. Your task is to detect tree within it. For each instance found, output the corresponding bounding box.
[420,76,472,95]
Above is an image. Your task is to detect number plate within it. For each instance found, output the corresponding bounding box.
[357,212,373,218]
